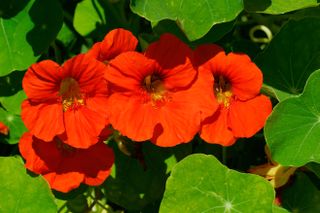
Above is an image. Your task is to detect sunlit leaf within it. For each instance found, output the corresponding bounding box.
[0,157,57,212]
[160,154,275,213]
[0,108,26,144]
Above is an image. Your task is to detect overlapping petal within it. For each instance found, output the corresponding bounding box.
[19,132,114,193]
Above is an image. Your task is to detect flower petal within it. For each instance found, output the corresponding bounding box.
[108,93,157,141]
[200,107,236,146]
[61,54,107,94]
[94,28,138,62]
[23,60,61,100]
[151,92,201,147]
[106,51,157,91]
[228,95,272,137]
[63,106,106,148]
[193,44,225,67]
[145,33,196,90]
[21,100,65,142]
[44,172,84,193]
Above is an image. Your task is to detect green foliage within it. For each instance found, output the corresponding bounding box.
[130,0,243,41]
[0,108,26,144]
[281,172,320,212]
[160,154,275,213]
[256,18,320,101]
[73,0,105,36]
[0,157,57,212]
[0,0,63,76]
[265,69,320,166]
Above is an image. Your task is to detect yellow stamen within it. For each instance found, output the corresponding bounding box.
[214,75,233,108]
[143,74,167,105]
[59,78,85,111]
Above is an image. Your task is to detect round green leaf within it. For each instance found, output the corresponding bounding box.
[0,0,63,76]
[73,0,105,36]
[160,154,275,213]
[130,0,243,41]
[0,108,27,144]
[281,172,320,212]
[0,157,57,212]
[265,69,320,166]
[255,18,320,101]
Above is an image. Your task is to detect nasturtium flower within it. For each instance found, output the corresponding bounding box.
[194,44,272,146]
[87,28,138,63]
[22,54,110,148]
[105,34,217,147]
[19,132,114,193]
[0,122,8,135]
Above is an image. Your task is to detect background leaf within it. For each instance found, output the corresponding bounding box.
[130,0,243,41]
[0,157,57,212]
[281,172,320,212]
[160,154,275,213]
[265,69,320,166]
[0,108,26,144]
[0,0,63,76]
[255,18,320,101]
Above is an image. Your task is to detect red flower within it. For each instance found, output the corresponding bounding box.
[22,54,110,148]
[194,44,272,146]
[0,122,8,135]
[19,132,114,193]
[105,34,217,147]
[87,28,138,63]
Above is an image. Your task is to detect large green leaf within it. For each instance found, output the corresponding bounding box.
[73,0,105,36]
[265,69,320,166]
[244,0,319,14]
[0,108,26,144]
[0,0,63,76]
[0,157,57,212]
[281,172,320,212]
[104,141,191,210]
[160,154,275,213]
[130,0,243,41]
[255,18,320,101]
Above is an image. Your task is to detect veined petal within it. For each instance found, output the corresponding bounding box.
[223,53,263,100]
[146,33,196,89]
[200,107,236,146]
[21,100,65,142]
[228,95,272,137]
[61,54,107,94]
[106,52,157,91]
[23,60,61,100]
[63,106,106,148]
[97,28,138,61]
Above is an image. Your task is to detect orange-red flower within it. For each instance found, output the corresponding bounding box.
[194,44,272,146]
[87,28,138,63]
[0,122,8,135]
[22,54,110,148]
[105,34,217,147]
[19,132,114,193]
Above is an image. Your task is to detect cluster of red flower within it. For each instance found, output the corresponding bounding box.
[19,29,272,192]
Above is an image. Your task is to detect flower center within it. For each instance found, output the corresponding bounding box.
[214,75,233,108]
[143,74,167,104]
[59,77,85,111]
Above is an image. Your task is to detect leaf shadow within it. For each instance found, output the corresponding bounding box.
[0,0,30,19]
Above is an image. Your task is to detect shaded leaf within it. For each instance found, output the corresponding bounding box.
[160,154,275,213]
[0,0,63,76]
[255,18,320,101]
